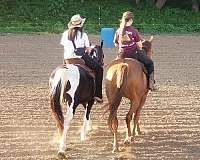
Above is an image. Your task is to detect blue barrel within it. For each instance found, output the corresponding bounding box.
[101,28,114,48]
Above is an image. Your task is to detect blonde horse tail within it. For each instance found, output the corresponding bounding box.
[108,64,128,133]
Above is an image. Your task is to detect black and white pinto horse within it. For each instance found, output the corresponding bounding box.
[49,42,103,155]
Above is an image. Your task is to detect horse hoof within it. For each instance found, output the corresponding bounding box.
[137,131,142,135]
[80,132,87,141]
[81,136,86,142]
[112,147,119,153]
[124,137,131,145]
[124,140,131,145]
[58,152,67,159]
[138,131,145,135]
[131,137,135,143]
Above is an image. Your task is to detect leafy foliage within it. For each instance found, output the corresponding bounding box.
[48,0,65,16]
[0,0,199,33]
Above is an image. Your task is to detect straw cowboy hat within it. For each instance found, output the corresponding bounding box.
[68,14,86,29]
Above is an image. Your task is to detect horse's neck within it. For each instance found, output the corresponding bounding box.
[142,48,148,55]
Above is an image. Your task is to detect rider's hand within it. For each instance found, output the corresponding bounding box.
[86,47,92,54]
[114,43,119,48]
[119,47,124,53]
[136,40,143,50]
[120,18,126,30]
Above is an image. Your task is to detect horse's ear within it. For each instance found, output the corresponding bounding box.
[149,36,154,43]
[101,40,103,49]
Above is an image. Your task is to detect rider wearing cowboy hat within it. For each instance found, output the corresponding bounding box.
[60,14,103,103]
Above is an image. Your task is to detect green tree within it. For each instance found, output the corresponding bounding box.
[134,0,199,11]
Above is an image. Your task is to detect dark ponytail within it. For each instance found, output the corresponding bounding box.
[68,27,83,41]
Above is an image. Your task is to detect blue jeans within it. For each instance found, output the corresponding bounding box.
[118,49,154,76]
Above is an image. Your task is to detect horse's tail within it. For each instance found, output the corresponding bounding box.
[50,69,68,133]
[107,64,128,133]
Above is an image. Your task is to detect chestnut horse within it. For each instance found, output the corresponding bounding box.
[105,36,154,152]
[49,43,103,157]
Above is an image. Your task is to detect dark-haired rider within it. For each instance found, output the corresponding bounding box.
[60,14,103,102]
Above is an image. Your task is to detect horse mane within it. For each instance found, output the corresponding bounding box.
[90,44,104,66]
[142,41,152,56]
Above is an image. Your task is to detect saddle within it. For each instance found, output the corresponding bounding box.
[109,58,149,81]
[64,58,95,78]
[110,58,149,87]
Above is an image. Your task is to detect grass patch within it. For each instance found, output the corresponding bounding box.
[0,0,199,34]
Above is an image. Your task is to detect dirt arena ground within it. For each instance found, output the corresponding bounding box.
[0,33,200,160]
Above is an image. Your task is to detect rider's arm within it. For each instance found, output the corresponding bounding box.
[83,33,92,54]
[113,30,119,48]
[119,18,126,37]
[85,47,92,54]
[134,30,143,50]
[136,40,143,50]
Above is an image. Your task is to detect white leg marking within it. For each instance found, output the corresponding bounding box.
[86,119,92,132]
[81,115,92,141]
[81,107,93,141]
[124,127,132,144]
[81,109,89,141]
[59,106,73,153]
[124,136,132,144]
[58,65,80,153]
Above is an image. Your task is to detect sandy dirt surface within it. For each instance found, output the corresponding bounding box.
[0,33,200,160]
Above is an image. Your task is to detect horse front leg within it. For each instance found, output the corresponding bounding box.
[81,100,94,141]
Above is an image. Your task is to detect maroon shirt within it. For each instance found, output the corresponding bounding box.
[114,26,141,53]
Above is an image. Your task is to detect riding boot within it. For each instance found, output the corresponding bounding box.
[149,72,157,91]
[94,67,103,103]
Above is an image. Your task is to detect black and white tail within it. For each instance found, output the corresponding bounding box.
[50,68,69,134]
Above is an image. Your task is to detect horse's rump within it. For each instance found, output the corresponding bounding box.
[106,58,148,99]
[107,58,147,77]
[107,58,145,71]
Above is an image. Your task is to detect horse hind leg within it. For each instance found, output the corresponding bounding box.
[112,115,119,153]
[132,109,141,140]
[58,101,78,154]
[124,100,140,144]
[108,112,119,153]
[136,95,147,135]
[124,101,135,145]
[131,95,147,140]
